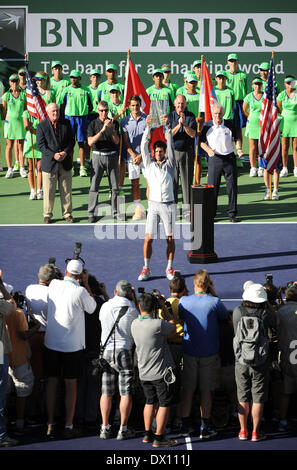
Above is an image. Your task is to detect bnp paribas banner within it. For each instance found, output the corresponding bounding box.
[0,4,296,88]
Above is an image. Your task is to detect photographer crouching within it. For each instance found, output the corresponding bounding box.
[131,292,178,448]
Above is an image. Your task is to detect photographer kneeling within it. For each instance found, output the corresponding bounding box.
[131,293,178,448]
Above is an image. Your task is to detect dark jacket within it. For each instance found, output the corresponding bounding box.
[36,117,75,173]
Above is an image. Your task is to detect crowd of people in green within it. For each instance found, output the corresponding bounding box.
[1,53,296,206]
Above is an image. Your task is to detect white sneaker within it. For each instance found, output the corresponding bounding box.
[280,167,288,177]
[257,167,264,177]
[272,190,279,200]
[166,268,175,281]
[249,167,257,177]
[264,189,271,200]
[13,161,20,171]
[294,167,297,177]
[20,167,27,178]
[138,267,151,281]
[37,189,43,200]
[29,189,36,200]
[5,168,13,178]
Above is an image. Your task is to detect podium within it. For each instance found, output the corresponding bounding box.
[187,184,218,264]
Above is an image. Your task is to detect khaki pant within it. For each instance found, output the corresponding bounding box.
[42,165,72,218]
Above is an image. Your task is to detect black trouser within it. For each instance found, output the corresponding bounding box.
[207,152,237,218]
[173,148,194,207]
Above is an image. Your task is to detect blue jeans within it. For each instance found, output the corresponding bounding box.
[0,354,9,439]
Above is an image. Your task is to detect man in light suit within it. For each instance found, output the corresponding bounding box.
[36,103,75,224]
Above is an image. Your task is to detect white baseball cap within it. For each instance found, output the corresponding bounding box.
[66,259,83,275]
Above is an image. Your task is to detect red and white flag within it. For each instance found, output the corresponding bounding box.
[123,55,165,145]
[258,58,281,174]
[25,65,48,122]
[198,61,218,122]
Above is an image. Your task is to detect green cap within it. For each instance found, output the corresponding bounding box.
[9,74,19,81]
[161,64,171,72]
[185,72,198,83]
[259,62,269,71]
[252,78,262,85]
[51,60,63,68]
[152,68,164,76]
[34,72,48,80]
[227,53,238,61]
[18,68,26,74]
[284,76,295,83]
[69,69,81,78]
[109,83,121,93]
[192,60,202,68]
[106,64,117,71]
[89,68,101,76]
[215,70,227,78]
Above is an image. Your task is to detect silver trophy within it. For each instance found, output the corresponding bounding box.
[150,99,168,128]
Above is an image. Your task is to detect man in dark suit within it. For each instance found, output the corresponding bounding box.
[36,103,75,223]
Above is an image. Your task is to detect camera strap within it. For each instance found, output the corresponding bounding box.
[100,306,129,356]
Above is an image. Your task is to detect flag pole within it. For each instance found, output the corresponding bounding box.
[269,51,275,200]
[193,54,204,185]
[119,49,130,169]
[25,54,37,195]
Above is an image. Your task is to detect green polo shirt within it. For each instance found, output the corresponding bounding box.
[214,86,235,120]
[50,77,71,106]
[226,70,248,101]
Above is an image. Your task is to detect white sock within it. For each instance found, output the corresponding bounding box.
[120,425,127,432]
[134,199,141,207]
[144,258,150,269]
[167,260,173,270]
[102,424,111,430]
[65,424,73,429]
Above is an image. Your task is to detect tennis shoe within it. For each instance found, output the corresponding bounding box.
[138,268,151,281]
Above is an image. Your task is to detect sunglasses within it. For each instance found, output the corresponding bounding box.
[99,109,108,113]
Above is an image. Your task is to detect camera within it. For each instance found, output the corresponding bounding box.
[12,291,26,308]
[91,356,111,376]
[137,287,173,315]
[65,242,85,269]
[48,257,63,280]
[265,273,273,285]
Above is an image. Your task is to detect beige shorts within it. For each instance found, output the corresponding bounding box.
[8,360,34,398]
[182,353,221,392]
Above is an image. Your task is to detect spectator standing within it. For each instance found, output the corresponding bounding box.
[44,260,96,439]
[99,280,138,440]
[0,270,18,447]
[178,269,228,439]
[131,292,178,447]
[232,283,278,441]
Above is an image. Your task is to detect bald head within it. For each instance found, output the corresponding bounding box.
[174,94,187,115]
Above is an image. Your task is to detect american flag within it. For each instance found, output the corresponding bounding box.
[258,58,281,173]
[25,65,48,122]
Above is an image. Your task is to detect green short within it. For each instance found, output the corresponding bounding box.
[235,362,269,403]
